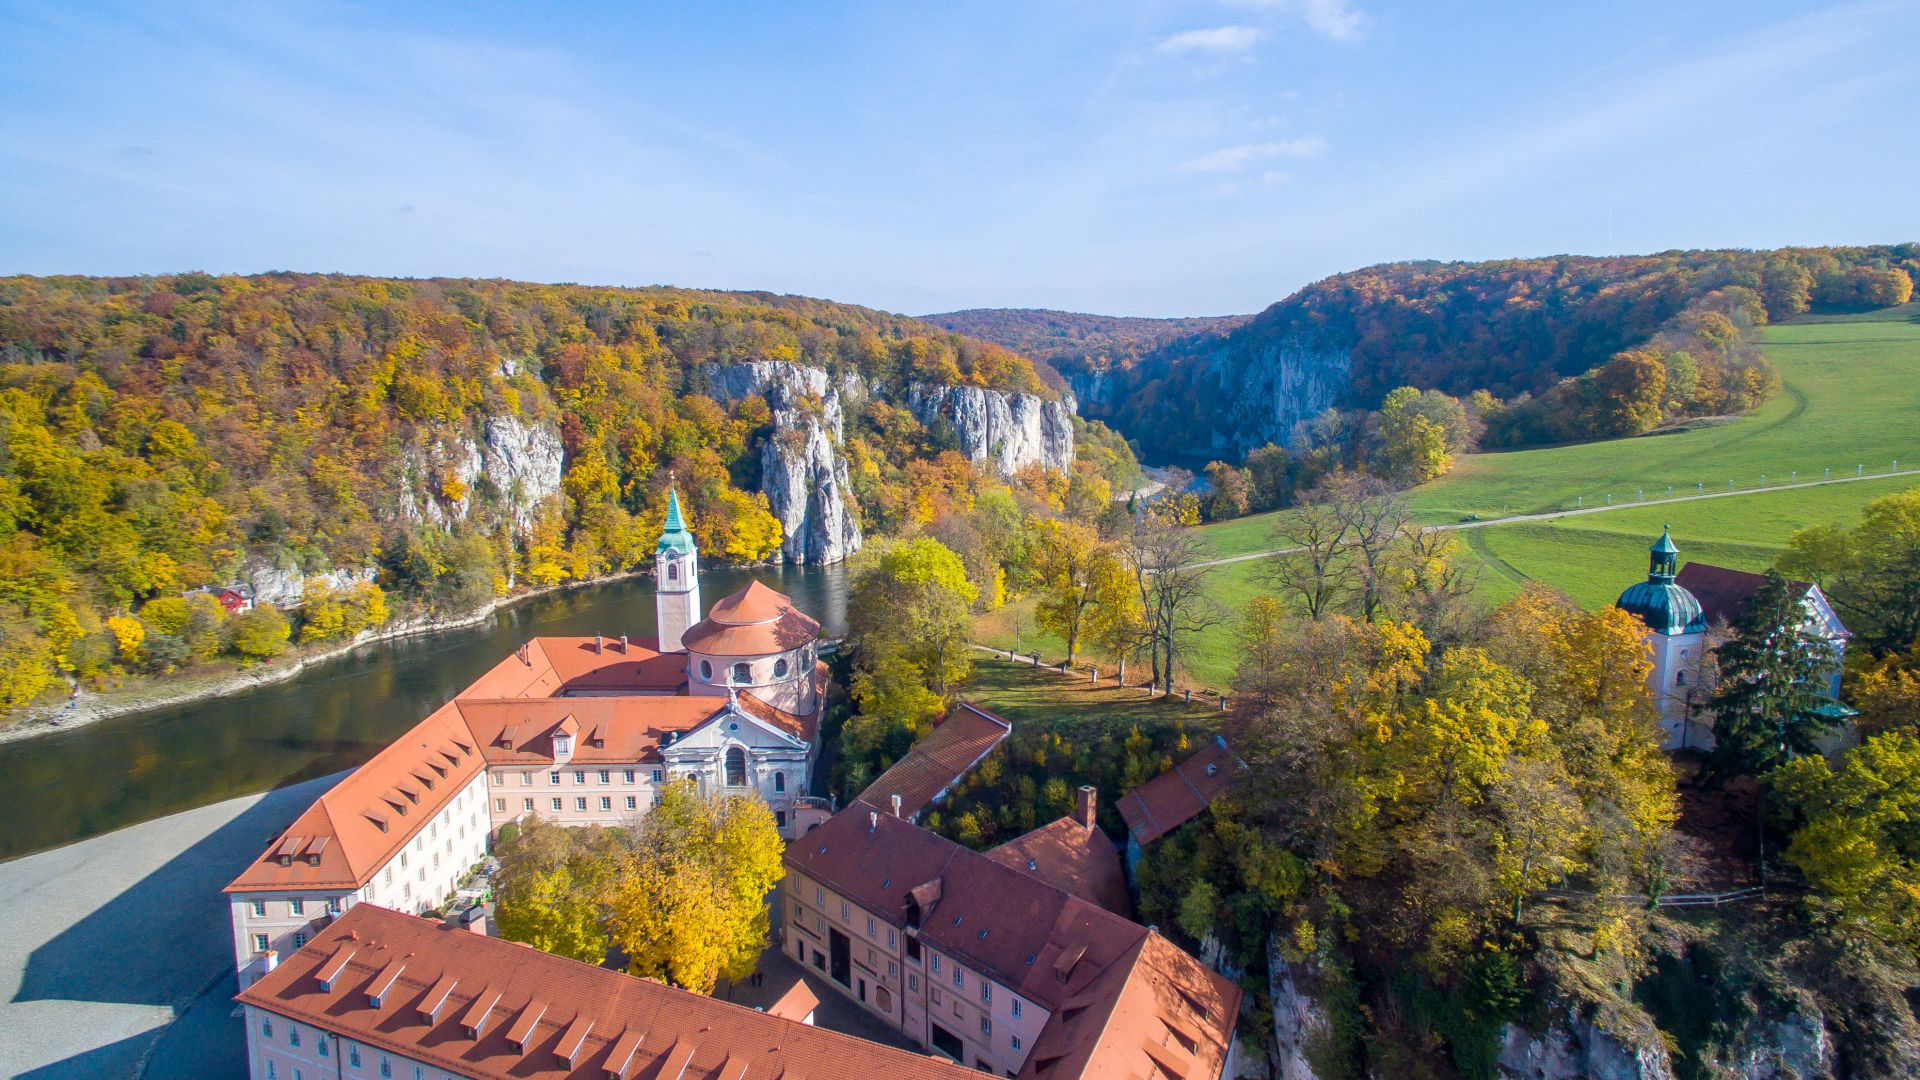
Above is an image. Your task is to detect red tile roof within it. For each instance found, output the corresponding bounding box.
[1115,738,1239,846]
[682,581,821,656]
[787,807,1240,1079]
[989,817,1133,918]
[856,703,1011,821]
[1674,563,1838,634]
[236,904,975,1080]
[229,635,819,895]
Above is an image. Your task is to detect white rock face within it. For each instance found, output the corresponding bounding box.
[1498,1019,1676,1080]
[397,414,563,536]
[1268,948,1331,1080]
[705,361,863,565]
[907,383,1075,476]
[238,556,377,608]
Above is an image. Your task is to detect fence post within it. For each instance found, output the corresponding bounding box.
[1184,689,1192,703]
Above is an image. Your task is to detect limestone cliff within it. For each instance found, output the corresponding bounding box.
[704,361,864,565]
[907,383,1075,476]
[397,414,564,536]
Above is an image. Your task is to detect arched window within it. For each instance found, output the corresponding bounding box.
[732,662,751,684]
[668,562,678,580]
[725,747,747,787]
[700,660,713,680]
[774,657,789,678]
[1675,671,1687,687]
[774,771,786,792]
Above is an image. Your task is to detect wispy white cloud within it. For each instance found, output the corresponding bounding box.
[1226,0,1370,42]
[1156,25,1266,54]
[1179,136,1326,173]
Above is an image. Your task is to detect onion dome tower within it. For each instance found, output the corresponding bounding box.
[1616,526,1708,749]
[655,486,701,652]
[1615,526,1707,635]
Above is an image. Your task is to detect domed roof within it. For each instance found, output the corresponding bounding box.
[1616,526,1707,635]
[1616,579,1707,635]
[682,581,819,656]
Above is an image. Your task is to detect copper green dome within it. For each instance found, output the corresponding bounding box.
[657,487,696,555]
[1616,527,1706,635]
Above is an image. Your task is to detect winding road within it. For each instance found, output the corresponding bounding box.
[1191,465,1920,570]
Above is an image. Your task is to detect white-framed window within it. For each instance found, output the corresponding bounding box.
[953,966,963,989]
[725,747,748,787]
[261,1016,272,1037]
[931,955,941,975]
[600,797,612,811]
[551,798,562,811]
[626,796,637,810]
[349,1046,361,1067]
[1011,997,1023,1019]
[379,1057,391,1078]
[523,798,533,811]
[292,932,307,948]
[624,769,636,783]
[732,662,751,683]
[575,797,587,811]
[549,772,560,785]
[1012,1035,1023,1051]
[289,898,304,916]
[495,798,505,812]
[652,769,663,782]
[249,899,266,917]
[318,1034,329,1058]
[599,770,610,784]
[981,982,992,1005]
[289,1024,301,1048]
[888,929,896,948]
[326,898,342,915]
[520,772,531,786]
[253,933,270,953]
[981,1016,991,1037]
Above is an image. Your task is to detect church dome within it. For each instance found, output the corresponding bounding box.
[1615,526,1707,635]
[1616,579,1707,635]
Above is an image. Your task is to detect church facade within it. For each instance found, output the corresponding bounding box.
[1615,527,1850,751]
[224,490,829,986]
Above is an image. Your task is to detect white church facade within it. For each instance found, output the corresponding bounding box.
[1615,527,1850,751]
[224,489,829,985]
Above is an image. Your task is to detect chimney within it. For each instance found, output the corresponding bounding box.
[868,810,879,831]
[890,793,903,818]
[594,634,603,653]
[619,635,629,653]
[1074,785,1097,829]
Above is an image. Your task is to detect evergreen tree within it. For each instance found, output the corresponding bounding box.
[1707,570,1839,783]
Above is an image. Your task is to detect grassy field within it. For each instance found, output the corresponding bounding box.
[982,305,1920,691]
[959,657,1223,732]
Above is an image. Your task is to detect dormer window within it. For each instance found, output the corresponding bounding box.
[731,662,751,684]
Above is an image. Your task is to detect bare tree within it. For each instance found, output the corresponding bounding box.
[1123,512,1225,693]
[1326,472,1412,622]
[1386,527,1482,645]
[1258,485,1353,620]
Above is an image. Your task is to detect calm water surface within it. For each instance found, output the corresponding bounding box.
[0,565,846,861]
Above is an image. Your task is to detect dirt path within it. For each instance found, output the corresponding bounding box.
[1192,466,1920,570]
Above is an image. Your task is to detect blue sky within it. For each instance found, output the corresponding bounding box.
[2,1,1916,317]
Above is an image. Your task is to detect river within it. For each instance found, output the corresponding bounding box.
[0,565,847,862]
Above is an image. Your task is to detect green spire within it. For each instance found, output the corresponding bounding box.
[1649,525,1679,582]
[657,486,696,555]
[1651,525,1679,555]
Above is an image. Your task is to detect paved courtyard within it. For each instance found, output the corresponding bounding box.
[0,772,347,1080]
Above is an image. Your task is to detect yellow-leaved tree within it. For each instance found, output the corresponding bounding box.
[492,817,615,964]
[606,780,784,993]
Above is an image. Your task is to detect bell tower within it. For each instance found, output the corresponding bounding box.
[655,486,701,652]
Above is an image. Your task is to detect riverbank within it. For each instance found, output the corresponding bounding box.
[0,568,650,747]
[0,770,347,1079]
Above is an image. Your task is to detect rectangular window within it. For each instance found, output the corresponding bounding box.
[249,900,266,917]
[551,798,562,811]
[652,769,663,782]
[326,898,342,915]
[292,932,307,948]
[953,966,963,989]
[981,982,992,1005]
[494,798,505,812]
[575,797,587,811]
[888,929,897,948]
[1012,1035,1023,1051]
[867,916,876,937]
[626,796,637,810]
[349,1047,361,1067]
[598,770,610,784]
[319,1036,329,1058]
[931,955,941,975]
[549,772,560,785]
[380,1058,391,1079]
[909,973,919,992]
[1012,998,1023,1019]
[520,772,531,786]
[261,1017,272,1037]
[384,867,393,885]
[841,901,850,920]
[523,798,533,811]
[289,898,304,916]
[981,1017,992,1037]
[266,1063,275,1080]
[289,1025,301,1048]
[599,797,611,811]
[574,770,586,784]
[624,770,636,784]
[816,887,825,904]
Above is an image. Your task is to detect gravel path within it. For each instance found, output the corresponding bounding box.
[0,771,346,1079]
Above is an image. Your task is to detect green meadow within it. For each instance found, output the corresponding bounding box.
[982,305,1920,691]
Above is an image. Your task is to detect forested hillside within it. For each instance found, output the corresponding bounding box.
[1055,245,1919,459]
[922,307,1248,373]
[0,273,1071,713]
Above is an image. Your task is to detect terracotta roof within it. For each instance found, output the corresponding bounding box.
[766,979,819,1023]
[226,701,487,891]
[682,582,820,656]
[856,703,1012,821]
[460,697,729,766]
[237,904,975,1080]
[1116,738,1240,847]
[787,807,1239,1079]
[989,817,1133,918]
[464,637,688,698]
[731,662,830,744]
[1673,563,1840,634]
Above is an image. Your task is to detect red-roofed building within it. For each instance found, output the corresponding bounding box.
[855,703,1012,822]
[236,904,974,1080]
[783,802,1242,1077]
[1116,736,1241,869]
[987,787,1133,918]
[227,492,832,987]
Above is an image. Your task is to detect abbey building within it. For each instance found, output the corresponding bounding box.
[223,490,829,986]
